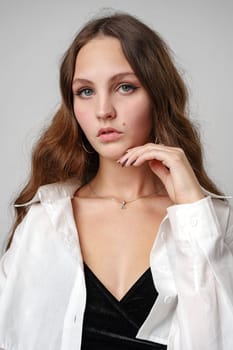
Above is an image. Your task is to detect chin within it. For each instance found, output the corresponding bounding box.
[98,146,127,161]
[100,152,122,162]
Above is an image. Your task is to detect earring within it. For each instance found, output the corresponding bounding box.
[78,123,95,154]
[80,139,95,154]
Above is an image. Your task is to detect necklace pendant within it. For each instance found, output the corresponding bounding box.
[121,201,127,209]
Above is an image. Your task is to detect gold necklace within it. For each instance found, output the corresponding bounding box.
[88,183,160,209]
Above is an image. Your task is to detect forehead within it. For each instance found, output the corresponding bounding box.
[74,36,133,78]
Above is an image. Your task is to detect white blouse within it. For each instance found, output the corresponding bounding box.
[0,179,232,350]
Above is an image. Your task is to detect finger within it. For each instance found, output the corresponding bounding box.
[125,149,174,168]
[117,144,154,165]
[118,144,182,167]
[126,144,182,155]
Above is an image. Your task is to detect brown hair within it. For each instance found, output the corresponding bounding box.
[7,12,222,249]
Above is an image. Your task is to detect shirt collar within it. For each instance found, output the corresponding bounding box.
[14,178,81,207]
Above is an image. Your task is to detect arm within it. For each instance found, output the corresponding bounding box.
[0,217,27,296]
[118,143,233,349]
[167,197,233,350]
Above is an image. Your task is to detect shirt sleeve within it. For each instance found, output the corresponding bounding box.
[0,218,26,296]
[166,196,233,350]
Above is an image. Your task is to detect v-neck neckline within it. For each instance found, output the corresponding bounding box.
[83,262,152,304]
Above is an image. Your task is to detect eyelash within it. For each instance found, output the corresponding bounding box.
[76,88,93,97]
[118,83,138,93]
[75,83,138,98]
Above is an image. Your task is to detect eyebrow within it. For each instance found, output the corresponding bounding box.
[72,72,137,86]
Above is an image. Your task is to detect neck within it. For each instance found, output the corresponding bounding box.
[90,156,162,201]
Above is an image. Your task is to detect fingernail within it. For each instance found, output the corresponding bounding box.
[121,158,128,167]
[130,159,137,166]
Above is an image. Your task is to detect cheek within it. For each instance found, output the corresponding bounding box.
[123,98,152,130]
[73,103,91,132]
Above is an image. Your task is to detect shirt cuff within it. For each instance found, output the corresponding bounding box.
[166,196,221,242]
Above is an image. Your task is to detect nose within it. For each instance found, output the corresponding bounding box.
[95,93,116,120]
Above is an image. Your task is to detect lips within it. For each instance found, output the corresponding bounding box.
[97,127,123,143]
[97,127,122,137]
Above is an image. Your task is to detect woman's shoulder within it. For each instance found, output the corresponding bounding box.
[1,181,81,269]
[205,189,233,234]
[15,178,81,208]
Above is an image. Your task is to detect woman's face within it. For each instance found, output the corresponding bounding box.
[72,36,153,160]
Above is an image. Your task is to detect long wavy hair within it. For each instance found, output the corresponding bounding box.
[7,12,222,249]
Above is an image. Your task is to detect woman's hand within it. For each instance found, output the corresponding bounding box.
[117,143,204,204]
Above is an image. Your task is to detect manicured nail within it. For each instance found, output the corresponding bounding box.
[121,158,128,167]
[130,159,137,166]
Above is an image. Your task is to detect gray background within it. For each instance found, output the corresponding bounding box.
[0,0,232,253]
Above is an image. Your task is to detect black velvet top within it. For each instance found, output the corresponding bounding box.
[81,263,167,349]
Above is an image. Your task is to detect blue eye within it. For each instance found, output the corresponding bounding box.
[77,88,93,97]
[119,84,137,93]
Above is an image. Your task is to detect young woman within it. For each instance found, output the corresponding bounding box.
[0,12,232,350]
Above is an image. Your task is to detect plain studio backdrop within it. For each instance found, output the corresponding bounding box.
[0,0,232,254]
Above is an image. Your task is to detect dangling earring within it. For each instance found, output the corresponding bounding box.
[80,139,95,154]
[76,120,95,154]
[80,137,95,154]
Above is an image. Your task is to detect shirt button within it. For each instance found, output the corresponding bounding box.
[74,315,77,323]
[190,217,198,227]
[164,295,173,304]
